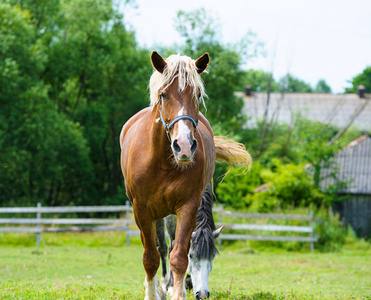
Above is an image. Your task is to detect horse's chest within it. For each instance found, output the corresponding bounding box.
[128,165,202,213]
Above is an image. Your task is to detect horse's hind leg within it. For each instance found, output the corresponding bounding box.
[134,209,166,300]
[155,219,168,290]
[165,215,177,294]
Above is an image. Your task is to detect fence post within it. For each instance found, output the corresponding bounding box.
[36,203,41,246]
[218,207,223,251]
[310,210,314,251]
[126,200,130,246]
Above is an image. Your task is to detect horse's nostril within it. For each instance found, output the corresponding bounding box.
[191,139,197,154]
[195,291,201,300]
[206,291,210,298]
[173,139,181,153]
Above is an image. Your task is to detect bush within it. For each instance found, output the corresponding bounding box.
[216,159,329,211]
[314,207,348,252]
[216,162,264,209]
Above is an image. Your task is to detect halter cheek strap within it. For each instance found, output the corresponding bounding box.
[157,99,199,142]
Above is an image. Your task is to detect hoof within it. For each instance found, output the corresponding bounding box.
[144,275,166,300]
[161,274,169,291]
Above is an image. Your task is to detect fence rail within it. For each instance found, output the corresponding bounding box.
[214,207,318,250]
[0,202,140,246]
[1,204,319,249]
[0,205,132,213]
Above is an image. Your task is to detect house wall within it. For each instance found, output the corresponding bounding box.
[332,195,371,237]
[239,92,371,131]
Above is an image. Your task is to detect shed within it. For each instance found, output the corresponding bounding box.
[320,135,371,236]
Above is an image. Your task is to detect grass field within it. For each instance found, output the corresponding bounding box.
[0,232,370,299]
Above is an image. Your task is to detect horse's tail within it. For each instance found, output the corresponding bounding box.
[214,136,252,172]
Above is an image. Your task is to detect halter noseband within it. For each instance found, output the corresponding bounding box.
[156,97,199,142]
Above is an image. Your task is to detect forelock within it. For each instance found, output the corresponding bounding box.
[191,228,218,260]
[149,54,207,107]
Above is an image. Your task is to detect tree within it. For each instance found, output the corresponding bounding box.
[41,0,152,203]
[315,79,332,93]
[0,3,94,206]
[279,74,313,93]
[345,66,371,93]
[240,69,280,92]
[173,8,261,132]
[1,1,152,207]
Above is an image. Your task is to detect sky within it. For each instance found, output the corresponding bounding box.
[124,0,371,93]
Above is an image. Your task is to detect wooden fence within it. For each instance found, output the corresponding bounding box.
[0,201,140,246]
[0,204,319,250]
[214,207,318,250]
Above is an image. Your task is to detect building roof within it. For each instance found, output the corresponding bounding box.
[238,92,371,131]
[320,135,371,195]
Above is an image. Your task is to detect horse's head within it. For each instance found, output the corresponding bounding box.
[150,51,209,165]
[188,226,224,299]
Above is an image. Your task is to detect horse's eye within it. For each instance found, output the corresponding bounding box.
[189,253,194,259]
[160,92,167,100]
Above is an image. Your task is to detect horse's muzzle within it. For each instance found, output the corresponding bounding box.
[172,138,197,164]
[195,290,210,299]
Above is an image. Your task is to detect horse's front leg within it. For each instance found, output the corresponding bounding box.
[134,208,166,300]
[170,201,200,300]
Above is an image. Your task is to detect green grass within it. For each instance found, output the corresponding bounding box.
[0,232,370,299]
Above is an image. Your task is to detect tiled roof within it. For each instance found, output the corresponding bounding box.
[320,135,371,195]
[238,92,371,131]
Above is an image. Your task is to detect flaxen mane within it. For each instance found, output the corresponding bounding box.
[149,54,207,108]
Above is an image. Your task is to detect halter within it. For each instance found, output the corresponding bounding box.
[156,97,199,142]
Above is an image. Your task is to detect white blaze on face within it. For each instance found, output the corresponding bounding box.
[190,259,212,298]
[171,106,193,160]
[177,107,191,138]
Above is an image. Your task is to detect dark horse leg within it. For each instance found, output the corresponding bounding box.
[155,219,168,290]
[134,205,166,300]
[164,215,177,293]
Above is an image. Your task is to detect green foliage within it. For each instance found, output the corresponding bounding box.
[0,3,93,206]
[314,79,332,93]
[1,0,366,238]
[0,1,152,207]
[175,8,221,54]
[253,161,327,209]
[174,8,256,131]
[216,162,264,209]
[314,208,348,252]
[216,115,357,211]
[217,160,328,211]
[240,71,330,94]
[279,74,313,93]
[345,65,371,93]
[240,69,280,92]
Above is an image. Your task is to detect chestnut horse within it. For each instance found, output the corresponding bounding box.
[120,51,251,300]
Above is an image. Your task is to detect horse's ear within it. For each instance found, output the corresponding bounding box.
[213,226,224,239]
[151,51,167,73]
[195,53,210,74]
